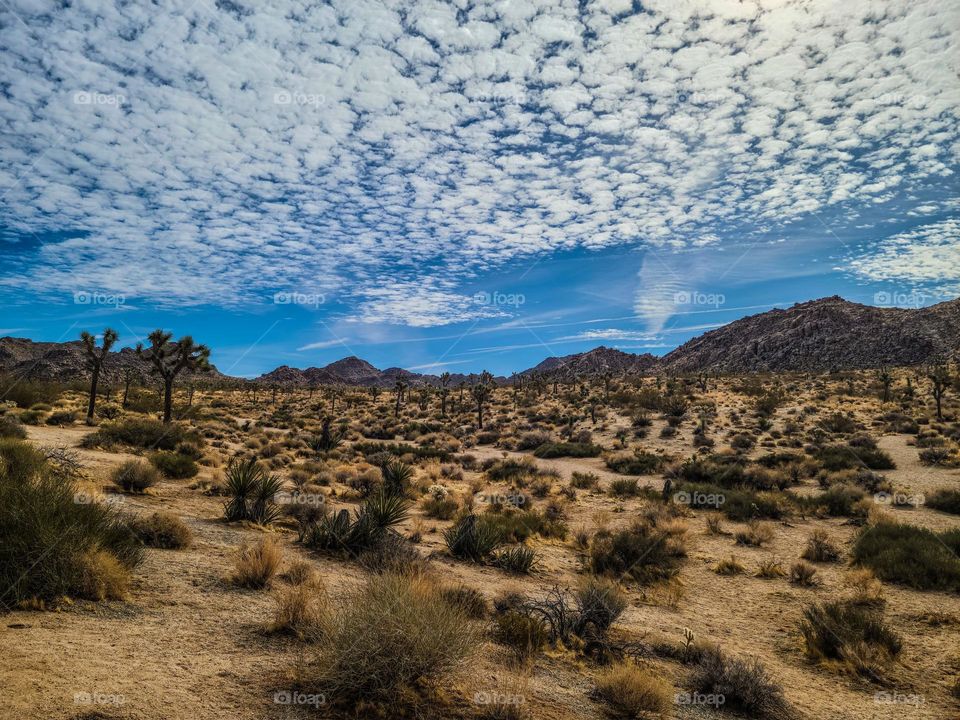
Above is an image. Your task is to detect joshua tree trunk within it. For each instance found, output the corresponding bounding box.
[122,375,131,408]
[477,402,483,429]
[86,368,100,424]
[162,379,174,424]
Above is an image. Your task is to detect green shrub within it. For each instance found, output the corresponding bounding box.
[926,488,960,515]
[45,410,76,425]
[852,522,960,592]
[302,490,409,554]
[493,610,548,664]
[485,456,537,483]
[604,450,663,475]
[112,459,161,492]
[0,415,27,439]
[421,495,459,520]
[128,511,192,549]
[81,418,198,451]
[494,545,538,574]
[0,375,62,408]
[149,451,198,479]
[0,439,142,607]
[444,513,504,561]
[19,409,45,425]
[817,444,895,471]
[589,521,684,584]
[800,599,902,678]
[809,483,866,516]
[691,646,792,718]
[570,471,599,489]
[609,477,640,497]
[223,457,283,525]
[534,442,601,458]
[484,509,567,542]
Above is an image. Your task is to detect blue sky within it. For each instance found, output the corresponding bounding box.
[1,0,958,377]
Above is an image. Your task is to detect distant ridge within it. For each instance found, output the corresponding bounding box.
[3,296,959,386]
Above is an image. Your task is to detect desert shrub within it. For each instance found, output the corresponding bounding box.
[422,494,459,520]
[493,610,548,664]
[789,561,819,587]
[111,459,160,492]
[852,522,960,592]
[308,573,479,704]
[0,375,62,408]
[604,450,663,475]
[485,457,537,483]
[678,482,790,521]
[756,558,786,578]
[589,521,684,584]
[810,483,866,516]
[800,599,902,678]
[675,455,747,488]
[128,512,192,549]
[926,488,960,515]
[593,663,672,719]
[817,444,895,471]
[801,529,840,562]
[444,513,505,561]
[821,412,858,434]
[484,509,567,542]
[230,537,282,589]
[715,556,746,575]
[919,447,954,466]
[608,477,640,497]
[730,433,755,451]
[353,440,450,462]
[149,451,198,479]
[222,456,283,525]
[494,545,538,574]
[45,410,76,426]
[515,430,553,450]
[734,520,774,547]
[534,442,601,458]
[0,414,27,438]
[270,573,328,638]
[691,646,792,719]
[439,584,488,619]
[19,409,45,425]
[571,471,599,489]
[573,578,627,638]
[81,418,197,451]
[0,439,142,607]
[358,531,425,575]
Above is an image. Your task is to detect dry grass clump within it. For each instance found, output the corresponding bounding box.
[592,663,672,718]
[755,558,786,578]
[734,520,775,547]
[270,569,328,638]
[801,529,840,562]
[307,572,479,707]
[111,459,160,492]
[789,561,819,587]
[75,548,131,601]
[128,511,192,549]
[715,555,746,575]
[229,537,283,589]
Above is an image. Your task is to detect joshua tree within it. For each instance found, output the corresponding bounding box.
[439,372,451,417]
[927,361,951,421]
[877,366,892,403]
[80,328,118,424]
[137,330,210,423]
[120,365,136,409]
[394,379,406,418]
[471,371,494,429]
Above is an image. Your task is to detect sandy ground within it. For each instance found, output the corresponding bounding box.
[3,398,960,720]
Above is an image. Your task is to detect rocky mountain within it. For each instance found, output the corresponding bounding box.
[254,356,502,388]
[522,346,660,378]
[0,337,228,385]
[662,296,960,373]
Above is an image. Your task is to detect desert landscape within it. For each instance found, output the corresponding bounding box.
[2,307,960,720]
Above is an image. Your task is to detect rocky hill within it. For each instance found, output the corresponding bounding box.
[0,337,229,385]
[522,346,660,378]
[661,296,960,373]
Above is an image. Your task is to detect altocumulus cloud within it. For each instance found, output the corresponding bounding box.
[0,0,957,326]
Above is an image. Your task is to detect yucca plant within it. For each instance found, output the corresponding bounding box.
[494,545,537,574]
[303,490,409,555]
[309,417,347,453]
[380,459,415,497]
[444,513,504,561]
[223,457,282,525]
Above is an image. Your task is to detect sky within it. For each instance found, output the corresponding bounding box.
[0,0,958,378]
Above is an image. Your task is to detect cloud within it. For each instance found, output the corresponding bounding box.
[846,219,960,295]
[296,338,351,352]
[0,0,956,327]
[558,328,658,342]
